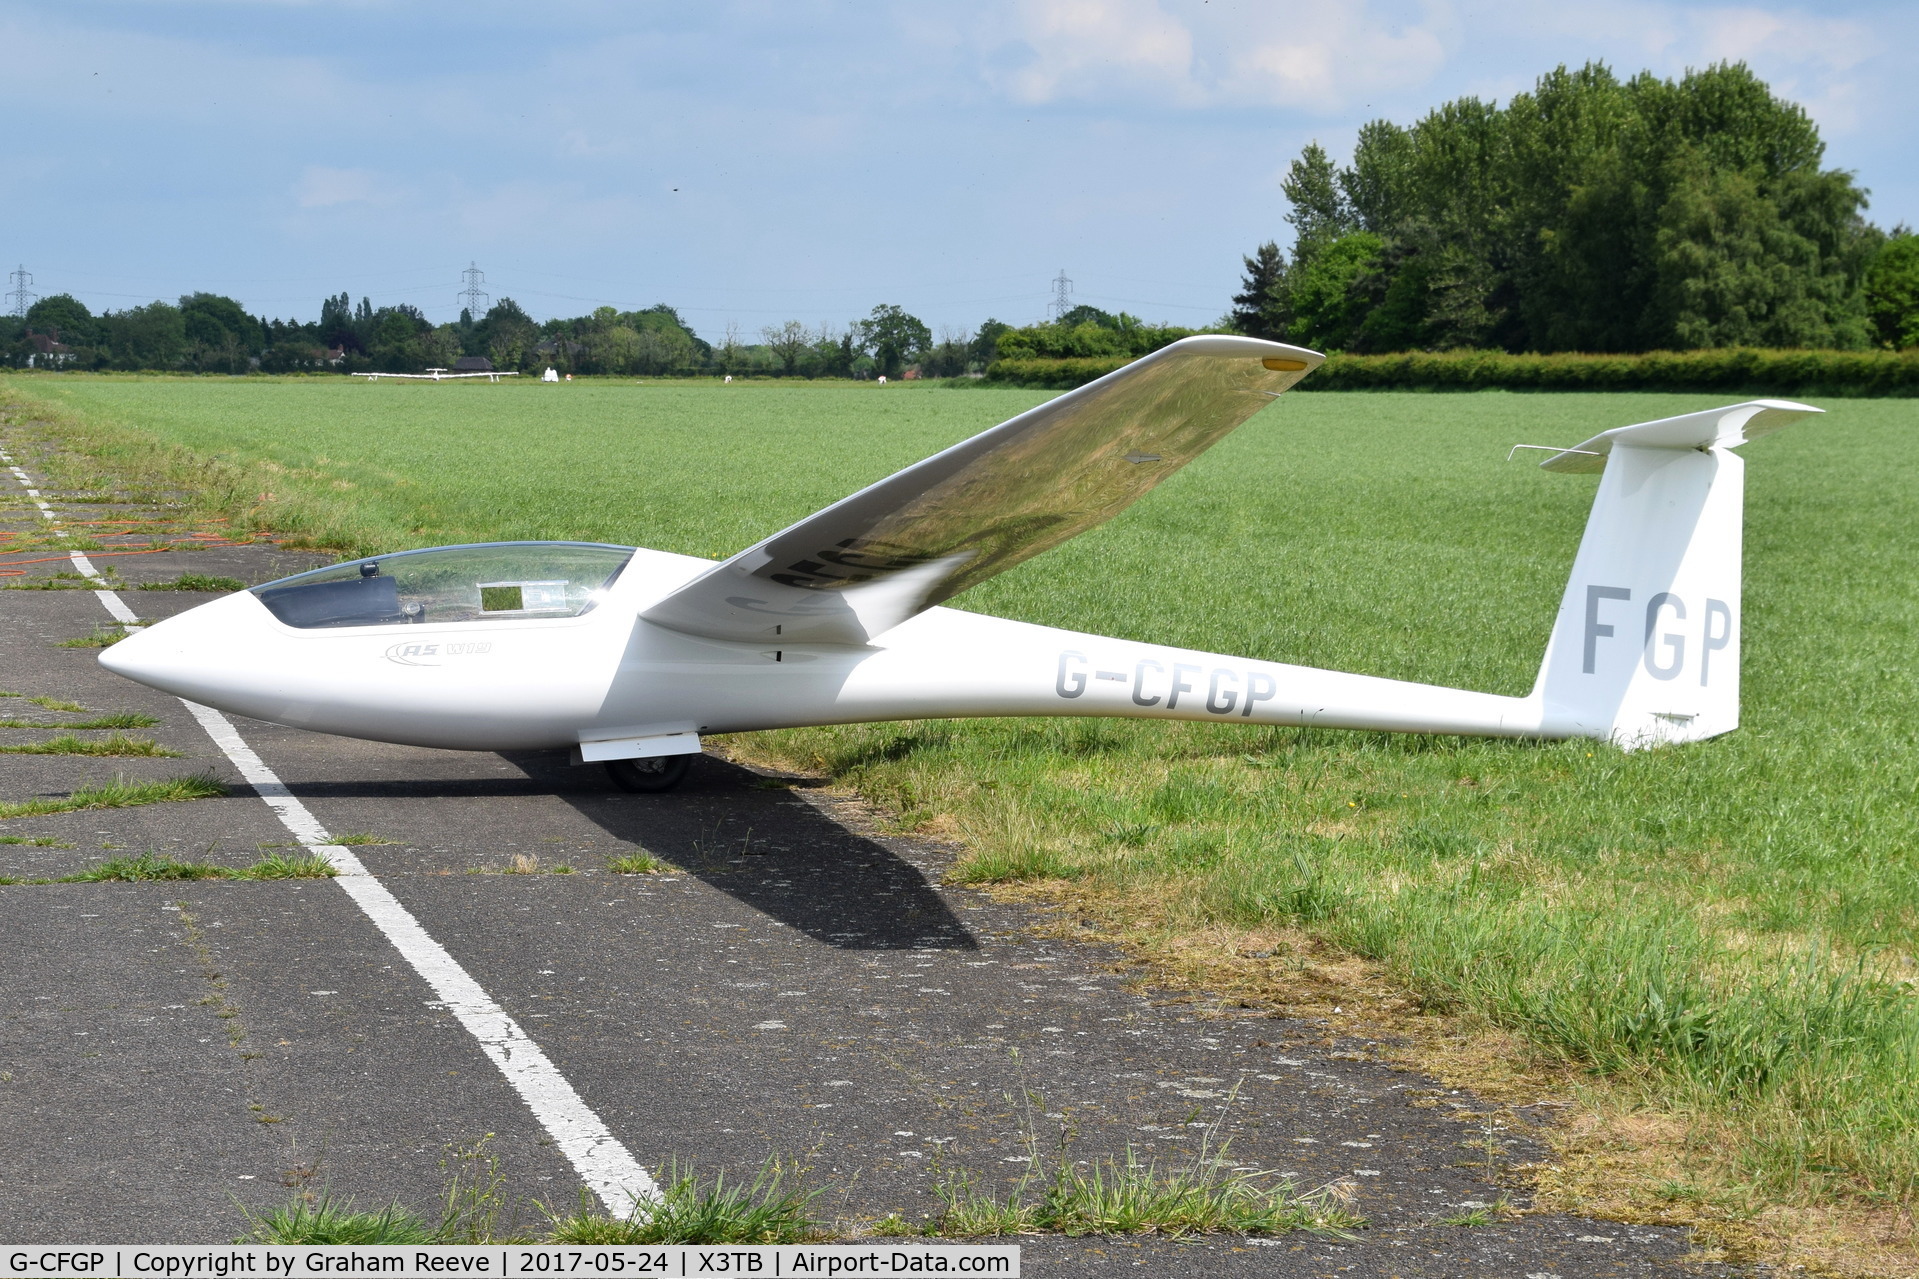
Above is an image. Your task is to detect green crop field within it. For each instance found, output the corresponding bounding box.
[8,373,1919,1225]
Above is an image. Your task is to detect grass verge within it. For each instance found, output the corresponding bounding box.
[0,773,226,820]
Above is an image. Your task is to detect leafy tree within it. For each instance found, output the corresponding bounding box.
[1282,143,1354,262]
[1865,233,1919,348]
[476,299,539,371]
[855,304,931,378]
[24,294,96,345]
[1247,61,1879,352]
[363,304,432,372]
[812,324,856,378]
[179,293,259,372]
[917,327,976,378]
[320,292,359,352]
[1055,304,1120,330]
[970,319,1012,367]
[761,321,811,376]
[1286,232,1384,350]
[100,302,188,370]
[1230,242,1288,339]
[994,319,1197,361]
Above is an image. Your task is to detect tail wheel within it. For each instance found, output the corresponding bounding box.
[605,753,693,793]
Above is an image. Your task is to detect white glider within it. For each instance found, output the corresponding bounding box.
[101,337,1819,790]
[353,369,520,383]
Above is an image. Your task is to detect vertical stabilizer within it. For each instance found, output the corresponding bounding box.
[1529,400,1819,747]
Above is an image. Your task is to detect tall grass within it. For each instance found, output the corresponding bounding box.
[7,375,1918,1208]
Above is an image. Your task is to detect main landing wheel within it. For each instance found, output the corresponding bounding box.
[605,753,693,793]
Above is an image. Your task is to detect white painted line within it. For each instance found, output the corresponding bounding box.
[94,593,141,624]
[65,550,141,625]
[181,700,660,1215]
[178,701,336,847]
[3,445,660,1216]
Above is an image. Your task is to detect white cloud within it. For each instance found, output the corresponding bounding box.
[973,0,1454,112]
[990,0,1198,105]
[1216,6,1452,109]
[1682,5,1870,72]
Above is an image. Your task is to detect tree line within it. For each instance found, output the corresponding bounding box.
[0,292,1014,379]
[1232,61,1919,354]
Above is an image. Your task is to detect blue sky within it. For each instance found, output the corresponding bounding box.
[2,0,1911,342]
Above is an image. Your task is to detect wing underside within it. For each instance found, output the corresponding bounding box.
[639,335,1324,645]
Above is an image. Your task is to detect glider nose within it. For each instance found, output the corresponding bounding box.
[96,619,162,684]
[96,589,272,702]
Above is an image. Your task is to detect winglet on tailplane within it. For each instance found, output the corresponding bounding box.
[1527,399,1822,748]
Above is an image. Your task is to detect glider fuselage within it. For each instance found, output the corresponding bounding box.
[103,544,1544,756]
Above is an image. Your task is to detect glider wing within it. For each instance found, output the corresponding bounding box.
[640,335,1322,644]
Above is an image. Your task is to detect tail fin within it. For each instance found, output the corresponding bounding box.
[1528,400,1821,748]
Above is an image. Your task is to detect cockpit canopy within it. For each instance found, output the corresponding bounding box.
[252,542,635,630]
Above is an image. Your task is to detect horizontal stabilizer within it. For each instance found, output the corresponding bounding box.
[1536,399,1821,474]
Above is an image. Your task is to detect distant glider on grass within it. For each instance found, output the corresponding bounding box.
[100,337,1818,791]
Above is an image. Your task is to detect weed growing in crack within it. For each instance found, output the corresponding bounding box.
[245,850,338,880]
[608,852,667,875]
[0,772,225,820]
[138,573,246,592]
[18,695,88,712]
[47,849,335,882]
[545,1159,822,1244]
[438,1136,525,1243]
[242,1195,438,1245]
[919,1066,1362,1239]
[0,733,181,757]
[66,853,231,882]
[0,712,160,731]
[1436,1193,1514,1227]
[57,627,139,648]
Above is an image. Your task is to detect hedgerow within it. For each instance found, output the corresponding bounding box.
[982,347,1919,395]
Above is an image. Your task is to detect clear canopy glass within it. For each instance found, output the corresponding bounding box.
[251,542,636,630]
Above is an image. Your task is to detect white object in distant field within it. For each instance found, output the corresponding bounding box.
[354,370,518,384]
[542,367,560,382]
[100,337,1821,791]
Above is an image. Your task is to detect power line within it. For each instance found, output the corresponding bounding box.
[457,262,489,317]
[1048,268,1073,321]
[6,266,36,319]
